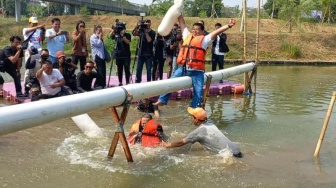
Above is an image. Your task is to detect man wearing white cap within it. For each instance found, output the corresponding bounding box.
[163,107,242,158]
[22,17,46,62]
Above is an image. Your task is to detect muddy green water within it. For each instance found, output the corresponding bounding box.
[1,65,336,187]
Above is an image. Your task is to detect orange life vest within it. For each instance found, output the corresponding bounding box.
[177,34,206,71]
[127,119,162,147]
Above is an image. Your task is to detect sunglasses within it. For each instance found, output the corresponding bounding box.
[79,25,85,28]
[85,66,93,69]
[58,56,65,59]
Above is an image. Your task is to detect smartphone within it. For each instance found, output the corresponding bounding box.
[61,31,68,35]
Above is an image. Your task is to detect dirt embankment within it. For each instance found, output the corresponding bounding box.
[1,15,336,64]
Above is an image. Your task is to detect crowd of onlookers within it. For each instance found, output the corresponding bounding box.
[0,16,229,103]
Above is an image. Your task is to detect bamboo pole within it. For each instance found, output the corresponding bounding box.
[313,91,336,157]
[243,0,248,89]
[254,0,261,93]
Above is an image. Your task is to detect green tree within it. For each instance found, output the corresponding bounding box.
[151,0,173,17]
[48,2,64,16]
[80,6,90,15]
[4,0,29,17]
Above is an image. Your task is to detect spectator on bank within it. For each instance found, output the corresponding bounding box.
[109,24,132,86]
[211,23,229,84]
[132,19,156,83]
[22,17,45,64]
[76,61,103,92]
[35,60,66,100]
[198,20,209,35]
[90,25,107,88]
[152,33,166,81]
[23,48,49,96]
[72,20,88,71]
[56,51,78,92]
[0,35,25,97]
[46,18,69,66]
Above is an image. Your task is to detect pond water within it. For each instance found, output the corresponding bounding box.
[1,65,336,187]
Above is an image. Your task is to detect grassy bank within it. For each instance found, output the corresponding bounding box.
[1,15,336,62]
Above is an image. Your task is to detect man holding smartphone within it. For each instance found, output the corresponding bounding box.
[46,18,69,67]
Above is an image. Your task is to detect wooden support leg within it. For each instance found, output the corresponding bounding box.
[244,67,256,94]
[107,94,134,162]
[119,132,134,162]
[314,91,336,157]
[202,75,212,109]
[108,132,120,157]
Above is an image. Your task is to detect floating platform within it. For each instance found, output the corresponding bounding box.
[1,74,244,104]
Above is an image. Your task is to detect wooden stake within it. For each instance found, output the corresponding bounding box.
[202,74,212,109]
[313,91,336,157]
[253,0,260,94]
[243,0,249,92]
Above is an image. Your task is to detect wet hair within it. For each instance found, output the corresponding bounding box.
[10,35,22,42]
[192,23,204,31]
[51,18,61,24]
[76,20,85,31]
[142,113,152,119]
[215,23,222,27]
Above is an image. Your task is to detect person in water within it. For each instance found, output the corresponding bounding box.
[163,107,242,157]
[127,113,165,147]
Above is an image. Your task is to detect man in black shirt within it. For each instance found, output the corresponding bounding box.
[110,26,131,86]
[0,35,25,97]
[132,19,156,83]
[77,61,103,92]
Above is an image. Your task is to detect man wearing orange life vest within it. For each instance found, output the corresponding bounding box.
[127,113,165,147]
[154,15,236,108]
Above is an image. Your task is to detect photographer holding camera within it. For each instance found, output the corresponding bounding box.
[0,35,25,97]
[132,19,156,83]
[46,18,70,66]
[110,20,131,86]
[168,25,182,78]
[56,51,78,92]
[22,17,46,64]
[23,48,49,96]
[71,20,88,71]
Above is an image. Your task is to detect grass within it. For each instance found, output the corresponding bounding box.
[281,42,301,59]
[0,15,336,62]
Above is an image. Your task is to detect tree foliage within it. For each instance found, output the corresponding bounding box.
[263,0,336,23]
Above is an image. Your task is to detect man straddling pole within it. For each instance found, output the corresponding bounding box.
[154,15,236,108]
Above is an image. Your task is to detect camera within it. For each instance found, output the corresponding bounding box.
[25,77,39,88]
[113,19,126,37]
[30,46,38,55]
[172,28,181,36]
[137,20,149,33]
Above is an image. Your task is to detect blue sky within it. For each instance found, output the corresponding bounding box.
[128,0,264,7]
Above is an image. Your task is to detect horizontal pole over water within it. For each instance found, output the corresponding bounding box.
[0,63,255,136]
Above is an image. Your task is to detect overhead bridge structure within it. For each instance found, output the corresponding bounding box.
[14,0,148,22]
